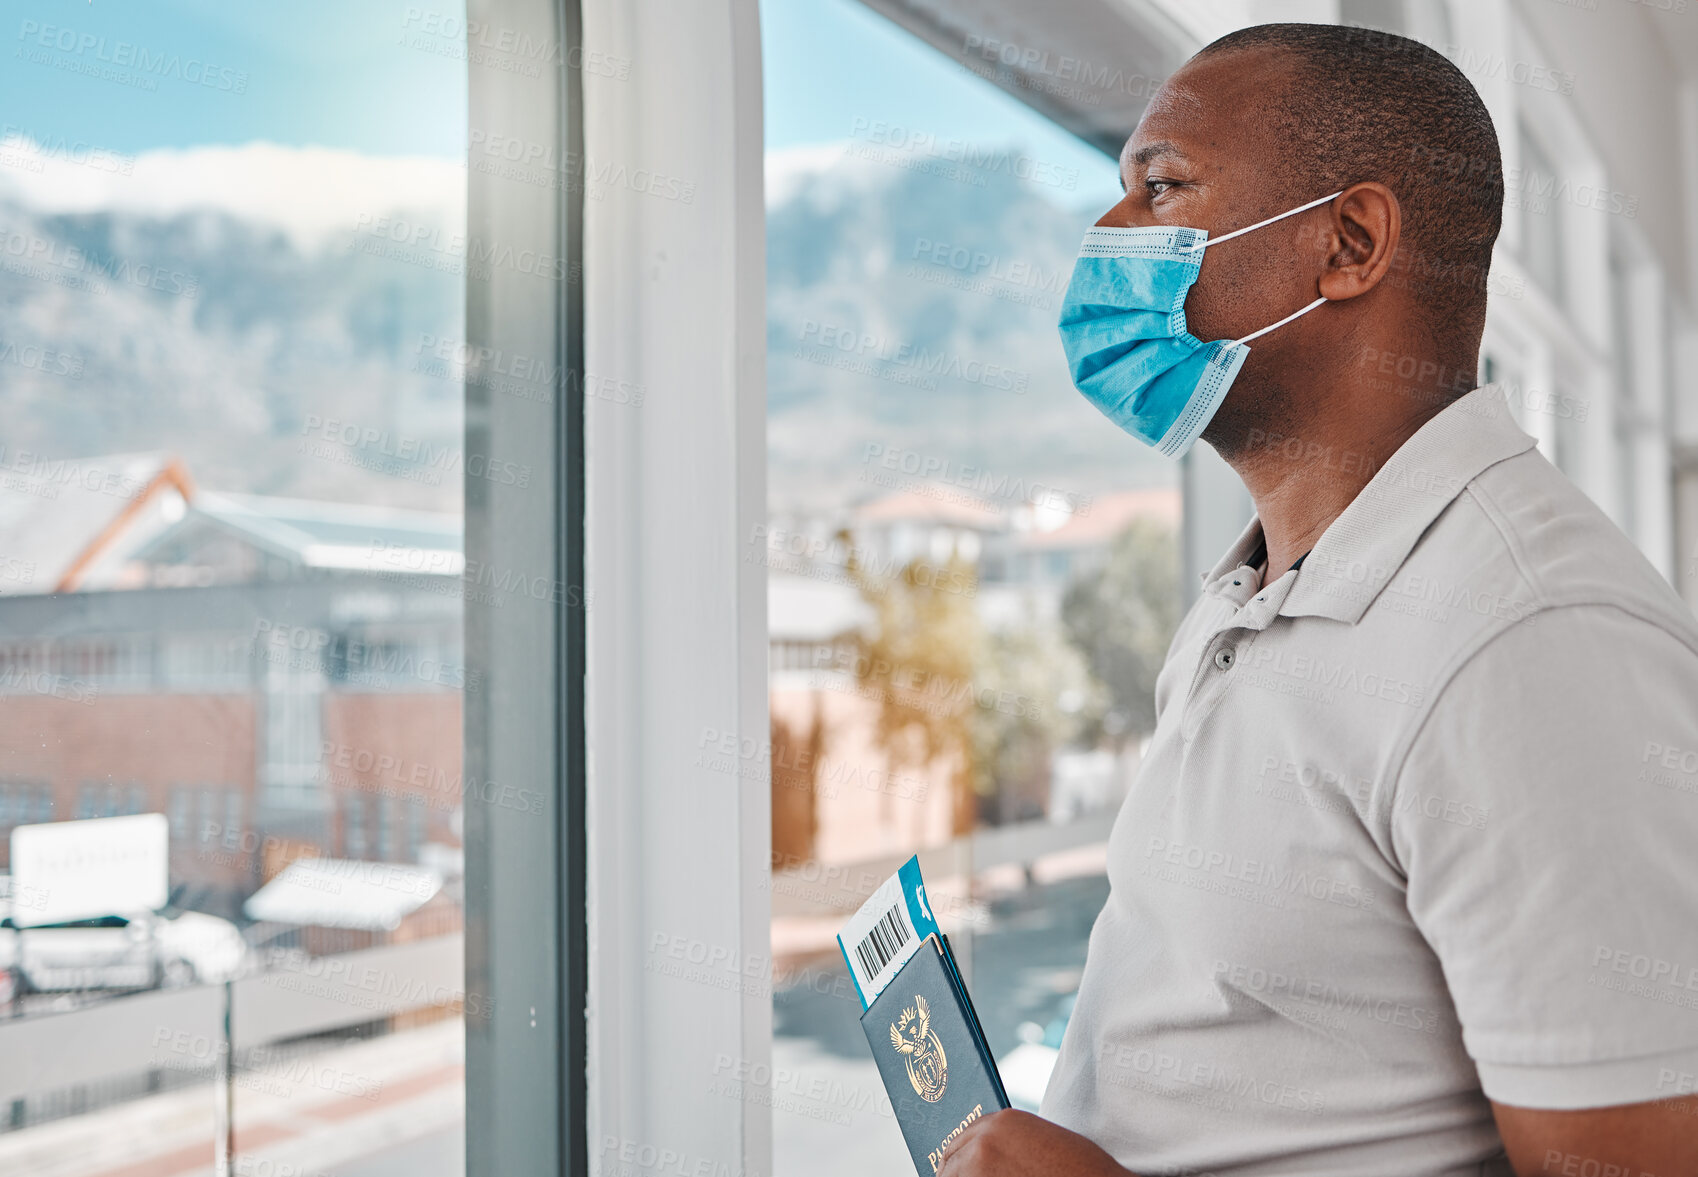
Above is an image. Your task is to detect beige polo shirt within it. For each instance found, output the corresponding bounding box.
[1041,384,1698,1176]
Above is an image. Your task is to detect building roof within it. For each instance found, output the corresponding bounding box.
[0,452,193,595]
[0,453,463,595]
[1010,487,1180,551]
[191,491,462,573]
[242,858,444,930]
[852,489,1004,530]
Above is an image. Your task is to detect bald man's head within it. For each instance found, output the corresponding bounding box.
[1194,23,1504,345]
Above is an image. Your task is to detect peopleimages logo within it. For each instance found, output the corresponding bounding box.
[299,415,532,489]
[0,124,135,175]
[860,443,1088,514]
[351,213,574,281]
[795,319,1029,393]
[847,117,1079,191]
[960,34,1164,100]
[16,21,250,93]
[0,339,83,379]
[1591,945,1698,990]
[1143,835,1378,911]
[0,227,200,298]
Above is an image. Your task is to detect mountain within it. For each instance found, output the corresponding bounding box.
[0,138,1171,521]
[765,140,1174,521]
[0,141,465,510]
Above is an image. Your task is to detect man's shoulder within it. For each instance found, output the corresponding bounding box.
[1415,445,1696,640]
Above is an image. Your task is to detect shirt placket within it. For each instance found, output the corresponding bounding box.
[1182,565,1298,743]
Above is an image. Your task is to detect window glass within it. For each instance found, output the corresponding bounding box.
[1608,243,1639,540]
[762,0,1176,1170]
[0,3,470,1174]
[1516,123,1564,305]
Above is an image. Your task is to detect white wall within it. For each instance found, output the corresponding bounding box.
[1515,0,1692,309]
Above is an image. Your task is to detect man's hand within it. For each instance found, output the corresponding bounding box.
[936,1108,1135,1177]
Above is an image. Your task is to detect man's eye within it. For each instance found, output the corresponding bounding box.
[1145,179,1179,196]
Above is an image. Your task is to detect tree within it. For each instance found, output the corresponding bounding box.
[1060,520,1181,744]
[771,695,825,865]
[967,620,1099,825]
[851,552,982,836]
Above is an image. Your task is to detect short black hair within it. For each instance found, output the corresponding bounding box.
[1195,23,1504,343]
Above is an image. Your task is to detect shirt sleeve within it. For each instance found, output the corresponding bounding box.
[1392,603,1698,1109]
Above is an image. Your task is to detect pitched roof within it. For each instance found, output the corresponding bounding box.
[0,452,192,595]
[189,491,461,573]
[0,453,463,595]
[1010,487,1180,551]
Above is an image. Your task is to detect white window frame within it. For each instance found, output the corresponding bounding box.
[580,0,771,1173]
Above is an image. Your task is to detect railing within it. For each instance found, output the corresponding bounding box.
[0,933,464,1108]
[767,811,1116,918]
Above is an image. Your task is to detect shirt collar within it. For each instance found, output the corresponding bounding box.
[1201,383,1539,625]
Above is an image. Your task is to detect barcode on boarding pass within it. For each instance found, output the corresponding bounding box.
[837,855,939,1008]
[854,905,913,985]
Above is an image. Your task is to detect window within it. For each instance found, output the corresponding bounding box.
[406,798,426,863]
[380,796,401,862]
[199,788,221,843]
[763,0,1169,1168]
[1609,242,1641,540]
[14,1,1689,1173]
[0,2,478,1170]
[343,793,369,860]
[168,788,191,842]
[159,633,254,691]
[1517,121,1564,307]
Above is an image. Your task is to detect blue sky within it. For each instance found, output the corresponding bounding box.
[2,0,468,156]
[2,0,1120,204]
[762,0,1120,204]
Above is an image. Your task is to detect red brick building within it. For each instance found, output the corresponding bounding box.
[0,455,466,918]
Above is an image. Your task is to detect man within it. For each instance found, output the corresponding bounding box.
[939,23,1698,1177]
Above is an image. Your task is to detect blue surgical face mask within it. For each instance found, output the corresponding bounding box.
[1057,190,1342,457]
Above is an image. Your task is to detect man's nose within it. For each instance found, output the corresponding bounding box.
[1094,194,1141,229]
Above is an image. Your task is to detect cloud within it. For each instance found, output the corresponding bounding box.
[0,138,464,250]
[764,140,891,209]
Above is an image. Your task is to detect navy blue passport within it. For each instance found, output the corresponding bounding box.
[861,934,1009,1175]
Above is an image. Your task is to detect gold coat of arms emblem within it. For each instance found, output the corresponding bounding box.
[889,994,949,1102]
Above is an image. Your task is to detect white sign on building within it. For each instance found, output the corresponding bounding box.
[9,814,170,927]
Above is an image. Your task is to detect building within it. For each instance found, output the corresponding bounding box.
[766,484,1178,867]
[0,454,465,918]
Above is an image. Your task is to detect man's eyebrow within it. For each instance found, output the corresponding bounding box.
[1119,140,1187,193]
[1131,141,1188,167]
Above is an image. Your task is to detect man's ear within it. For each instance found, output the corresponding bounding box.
[1315,182,1399,302]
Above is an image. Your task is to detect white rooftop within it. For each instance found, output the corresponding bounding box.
[243,858,443,931]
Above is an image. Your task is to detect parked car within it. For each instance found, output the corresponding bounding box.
[0,907,249,994]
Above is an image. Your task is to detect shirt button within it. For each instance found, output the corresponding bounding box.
[1214,648,1235,670]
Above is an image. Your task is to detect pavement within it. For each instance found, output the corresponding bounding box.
[0,1018,466,1177]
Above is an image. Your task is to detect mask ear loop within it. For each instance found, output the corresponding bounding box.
[1230,295,1329,346]
[1174,189,1344,253]
[1176,190,1343,346]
